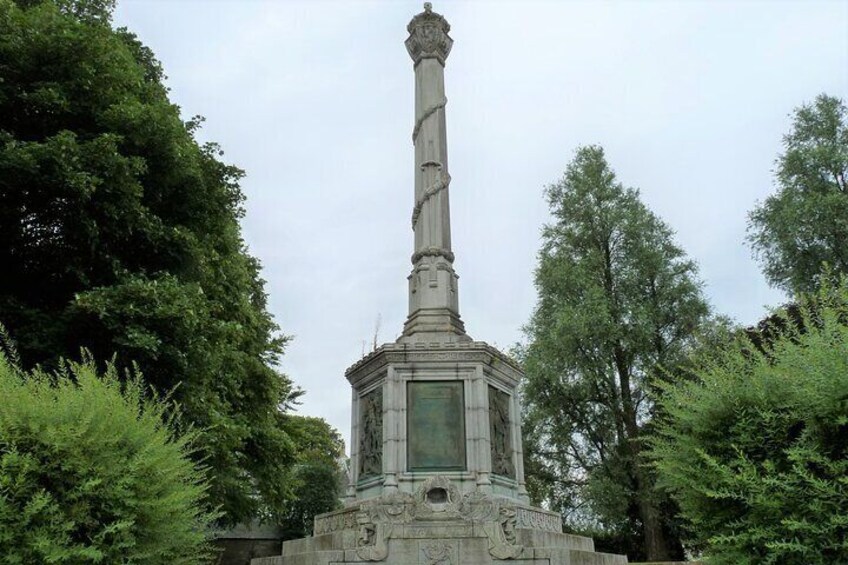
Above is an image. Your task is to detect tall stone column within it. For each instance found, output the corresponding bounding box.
[400,2,470,343]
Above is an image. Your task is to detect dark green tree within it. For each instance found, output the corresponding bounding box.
[278,417,346,540]
[651,282,848,565]
[0,0,300,524]
[521,145,710,561]
[748,94,848,294]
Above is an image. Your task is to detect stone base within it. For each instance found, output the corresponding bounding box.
[251,481,627,565]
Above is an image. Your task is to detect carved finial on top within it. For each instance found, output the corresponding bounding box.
[406,3,453,65]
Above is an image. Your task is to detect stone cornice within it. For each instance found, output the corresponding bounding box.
[345,341,523,385]
[405,3,453,66]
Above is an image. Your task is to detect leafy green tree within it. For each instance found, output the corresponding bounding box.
[0,0,300,524]
[278,416,346,540]
[651,282,848,565]
[748,94,848,294]
[521,145,710,561]
[0,345,217,564]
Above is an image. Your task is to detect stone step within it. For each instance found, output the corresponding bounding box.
[253,544,628,564]
[528,547,629,564]
[516,528,596,552]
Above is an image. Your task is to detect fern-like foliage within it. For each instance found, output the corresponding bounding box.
[0,349,218,564]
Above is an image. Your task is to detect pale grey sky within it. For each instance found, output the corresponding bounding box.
[114,0,848,445]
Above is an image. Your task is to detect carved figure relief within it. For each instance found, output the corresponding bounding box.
[482,504,523,560]
[355,510,392,561]
[488,386,515,478]
[359,388,383,479]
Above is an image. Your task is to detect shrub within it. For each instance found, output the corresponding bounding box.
[0,349,218,564]
[651,284,848,564]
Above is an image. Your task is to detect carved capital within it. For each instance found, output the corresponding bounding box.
[406,3,453,65]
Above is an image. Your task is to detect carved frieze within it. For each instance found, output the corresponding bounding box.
[313,507,358,535]
[514,507,562,533]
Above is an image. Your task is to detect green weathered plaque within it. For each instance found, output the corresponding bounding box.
[407,381,466,471]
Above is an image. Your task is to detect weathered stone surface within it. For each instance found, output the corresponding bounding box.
[253,478,627,564]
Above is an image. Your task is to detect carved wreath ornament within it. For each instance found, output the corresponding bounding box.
[421,540,453,564]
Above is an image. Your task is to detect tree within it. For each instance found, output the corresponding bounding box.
[0,0,301,524]
[278,416,346,540]
[0,345,217,564]
[521,145,710,561]
[748,94,848,294]
[651,282,848,564]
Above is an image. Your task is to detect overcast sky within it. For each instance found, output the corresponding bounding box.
[114,0,848,446]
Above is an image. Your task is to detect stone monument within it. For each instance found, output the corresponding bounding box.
[253,4,628,564]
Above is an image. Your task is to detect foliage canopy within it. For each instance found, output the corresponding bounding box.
[0,0,299,524]
[651,282,848,564]
[748,94,848,294]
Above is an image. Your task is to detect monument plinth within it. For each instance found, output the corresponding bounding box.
[253,4,628,564]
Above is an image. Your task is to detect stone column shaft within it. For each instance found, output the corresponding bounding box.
[401,2,469,343]
[413,58,451,256]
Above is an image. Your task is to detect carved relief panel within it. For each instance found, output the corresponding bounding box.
[488,385,515,479]
[359,387,383,480]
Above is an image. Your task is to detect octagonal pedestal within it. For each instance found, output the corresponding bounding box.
[345,341,529,504]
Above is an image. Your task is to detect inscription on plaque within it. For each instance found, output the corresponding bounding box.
[407,381,465,471]
[488,385,515,478]
[359,387,383,479]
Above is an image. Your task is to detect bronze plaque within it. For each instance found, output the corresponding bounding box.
[407,381,466,471]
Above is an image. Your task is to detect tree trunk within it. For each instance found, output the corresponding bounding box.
[634,464,671,560]
[614,344,674,561]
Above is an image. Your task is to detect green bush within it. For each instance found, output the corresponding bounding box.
[651,284,848,564]
[0,349,218,564]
